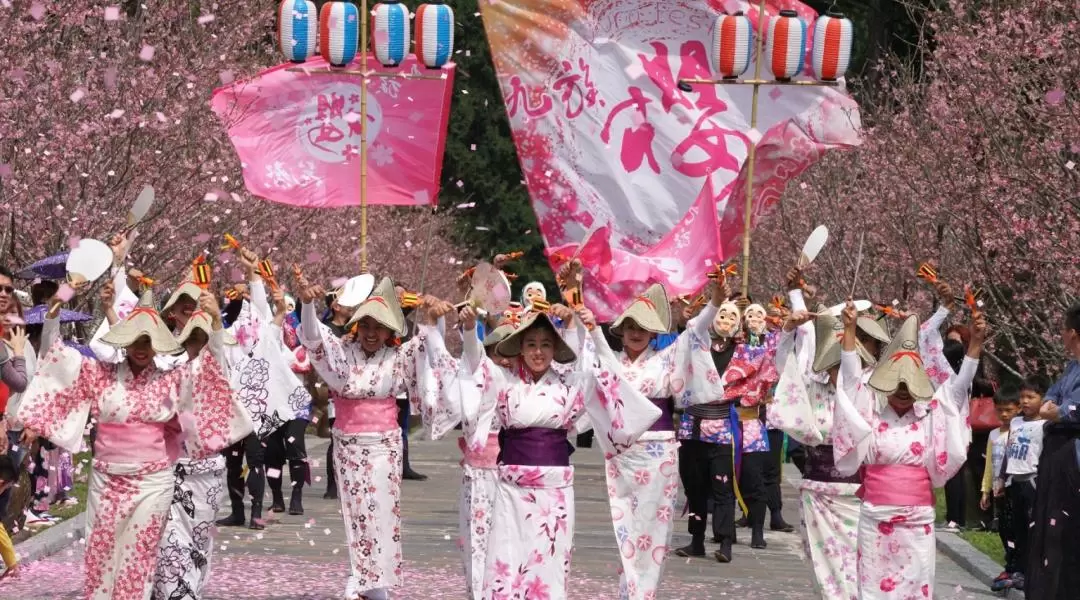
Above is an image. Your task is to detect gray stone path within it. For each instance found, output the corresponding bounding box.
[3,435,997,599]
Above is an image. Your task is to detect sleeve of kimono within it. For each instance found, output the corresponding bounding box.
[980,434,993,494]
[460,325,485,374]
[176,348,254,460]
[575,321,661,457]
[0,523,16,569]
[926,379,970,487]
[673,303,724,409]
[411,321,462,440]
[16,336,106,454]
[459,341,507,452]
[831,349,874,477]
[589,326,620,369]
[299,302,349,392]
[920,306,953,389]
[248,279,272,322]
[945,356,978,408]
[769,345,826,446]
[89,319,125,364]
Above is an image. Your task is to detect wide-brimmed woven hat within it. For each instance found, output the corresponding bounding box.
[494,311,575,364]
[812,308,879,373]
[868,315,934,402]
[100,290,181,354]
[612,283,670,336]
[162,282,204,315]
[483,323,517,348]
[175,310,235,348]
[346,277,405,336]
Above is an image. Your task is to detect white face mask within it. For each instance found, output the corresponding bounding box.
[713,307,740,338]
[745,306,767,335]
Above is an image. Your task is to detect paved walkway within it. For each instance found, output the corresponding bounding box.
[5,435,996,599]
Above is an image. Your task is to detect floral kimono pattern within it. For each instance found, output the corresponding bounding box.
[447,319,660,600]
[152,456,225,600]
[300,305,446,599]
[832,350,976,600]
[589,306,716,600]
[17,328,249,600]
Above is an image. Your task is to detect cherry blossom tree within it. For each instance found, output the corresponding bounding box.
[0,1,465,304]
[751,0,1079,371]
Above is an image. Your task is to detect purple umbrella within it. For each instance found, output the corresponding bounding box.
[65,341,98,360]
[14,252,69,281]
[22,304,93,325]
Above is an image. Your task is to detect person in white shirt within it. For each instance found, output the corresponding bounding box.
[979,387,1021,591]
[999,377,1049,591]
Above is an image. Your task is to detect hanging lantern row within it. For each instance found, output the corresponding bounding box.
[710,10,853,82]
[275,0,456,69]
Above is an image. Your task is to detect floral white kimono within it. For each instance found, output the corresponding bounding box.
[448,319,660,600]
[300,304,447,600]
[831,349,975,600]
[17,319,251,600]
[590,305,717,600]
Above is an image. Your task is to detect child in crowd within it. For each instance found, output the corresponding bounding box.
[996,376,1048,592]
[981,387,1020,591]
[0,455,19,579]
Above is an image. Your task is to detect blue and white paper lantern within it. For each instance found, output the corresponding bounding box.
[277,0,318,63]
[766,9,807,81]
[372,2,411,67]
[415,3,455,68]
[319,1,360,67]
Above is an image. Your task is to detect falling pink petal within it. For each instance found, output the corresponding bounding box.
[139,45,155,61]
[197,14,215,24]
[219,70,235,85]
[107,108,125,119]
[104,5,120,21]
[69,88,85,103]
[29,2,45,20]
[305,251,324,263]
[103,67,118,89]
[1045,88,1065,106]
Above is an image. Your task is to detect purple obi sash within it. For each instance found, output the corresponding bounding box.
[804,445,861,484]
[498,427,574,467]
[649,398,675,432]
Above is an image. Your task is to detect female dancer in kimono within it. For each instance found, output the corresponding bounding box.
[769,271,890,600]
[299,277,449,600]
[831,300,984,600]
[18,287,251,600]
[589,283,719,600]
[444,299,660,600]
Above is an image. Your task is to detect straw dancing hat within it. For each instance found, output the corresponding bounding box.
[868,315,934,402]
[345,277,406,336]
[175,310,236,347]
[483,323,517,348]
[100,290,181,354]
[811,308,880,373]
[162,281,204,315]
[611,283,670,336]
[494,311,575,364]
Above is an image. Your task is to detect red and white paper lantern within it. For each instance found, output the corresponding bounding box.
[372,1,411,67]
[766,9,807,81]
[319,1,360,67]
[812,12,853,81]
[710,11,753,79]
[415,3,455,69]
[277,0,318,63]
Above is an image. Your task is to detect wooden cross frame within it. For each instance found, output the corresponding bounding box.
[677,0,839,300]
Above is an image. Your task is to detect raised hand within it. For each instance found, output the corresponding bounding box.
[783,310,815,332]
[459,305,478,331]
[576,306,597,330]
[710,277,731,307]
[6,326,27,356]
[99,280,115,308]
[300,284,325,305]
[199,290,222,325]
[786,267,803,291]
[550,303,575,323]
[934,280,956,312]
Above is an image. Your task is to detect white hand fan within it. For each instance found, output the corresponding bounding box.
[127,185,155,227]
[823,299,872,317]
[797,225,829,268]
[337,274,376,307]
[65,239,113,285]
[467,262,512,315]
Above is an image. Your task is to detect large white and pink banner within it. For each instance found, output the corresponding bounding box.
[211,55,454,208]
[479,0,861,320]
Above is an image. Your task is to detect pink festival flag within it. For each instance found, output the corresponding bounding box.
[479,0,861,320]
[210,55,455,208]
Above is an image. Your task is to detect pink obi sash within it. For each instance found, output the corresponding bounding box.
[333,398,399,434]
[858,464,934,507]
[95,421,180,465]
[459,433,500,469]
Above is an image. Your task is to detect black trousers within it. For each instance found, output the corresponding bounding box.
[326,417,336,492]
[223,433,265,512]
[738,450,768,531]
[993,494,1016,573]
[762,429,785,523]
[265,419,309,496]
[679,441,735,544]
[943,463,967,526]
[1006,479,1037,576]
